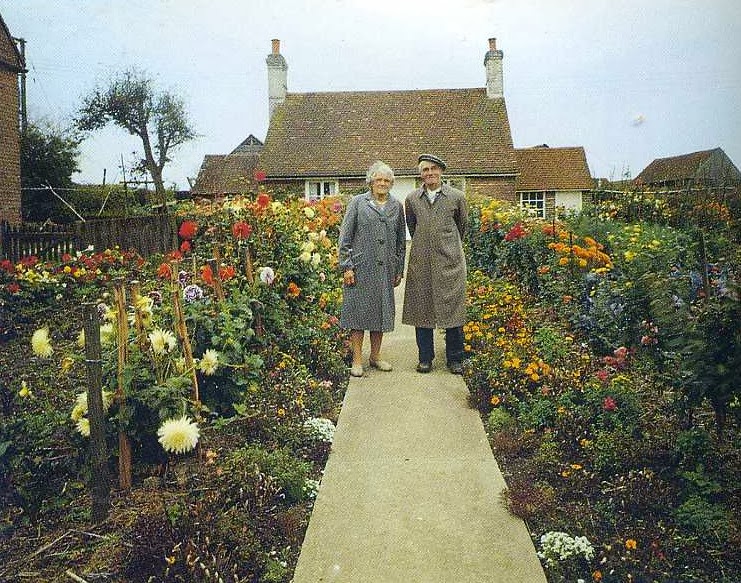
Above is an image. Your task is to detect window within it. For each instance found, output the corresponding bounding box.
[519,191,546,218]
[305,180,338,202]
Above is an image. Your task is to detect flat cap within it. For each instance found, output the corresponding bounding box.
[417,154,447,170]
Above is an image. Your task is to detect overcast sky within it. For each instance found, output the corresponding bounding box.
[2,0,740,189]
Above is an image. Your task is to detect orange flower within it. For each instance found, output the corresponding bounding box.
[256,192,271,209]
[219,265,236,281]
[490,395,501,406]
[625,538,637,550]
[157,262,172,279]
[286,282,301,298]
[200,264,214,285]
[592,571,603,582]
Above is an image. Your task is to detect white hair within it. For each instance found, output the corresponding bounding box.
[366,161,395,185]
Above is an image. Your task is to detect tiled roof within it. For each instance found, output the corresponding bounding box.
[190,152,259,196]
[514,146,593,191]
[0,14,24,72]
[635,148,718,184]
[258,88,517,178]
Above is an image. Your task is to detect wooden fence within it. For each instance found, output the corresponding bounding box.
[0,214,178,262]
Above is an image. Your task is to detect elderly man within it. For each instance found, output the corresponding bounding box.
[402,154,468,374]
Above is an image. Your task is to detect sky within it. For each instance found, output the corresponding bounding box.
[2,0,740,189]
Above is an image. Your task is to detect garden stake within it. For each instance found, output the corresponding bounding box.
[129,280,147,351]
[113,279,133,490]
[82,302,110,523]
[207,257,226,302]
[244,245,254,285]
[170,262,200,404]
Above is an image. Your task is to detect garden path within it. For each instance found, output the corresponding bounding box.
[291,280,547,583]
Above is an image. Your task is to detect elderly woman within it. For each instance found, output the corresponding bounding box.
[338,161,407,377]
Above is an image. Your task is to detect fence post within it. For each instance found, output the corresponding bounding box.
[83,302,110,522]
[113,278,133,490]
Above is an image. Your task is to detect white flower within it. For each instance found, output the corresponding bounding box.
[198,349,219,376]
[157,416,200,454]
[259,267,275,285]
[71,390,115,420]
[31,327,53,358]
[76,418,90,437]
[304,478,320,499]
[301,241,316,253]
[148,328,177,354]
[299,251,312,263]
[303,206,316,219]
[311,253,322,266]
[538,531,594,567]
[303,417,336,443]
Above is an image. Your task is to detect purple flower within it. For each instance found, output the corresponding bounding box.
[183,284,204,303]
[148,290,163,306]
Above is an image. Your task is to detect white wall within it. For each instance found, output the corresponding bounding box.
[554,190,583,212]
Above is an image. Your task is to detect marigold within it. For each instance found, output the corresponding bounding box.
[625,538,637,550]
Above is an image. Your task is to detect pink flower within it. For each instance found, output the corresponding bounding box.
[603,396,618,412]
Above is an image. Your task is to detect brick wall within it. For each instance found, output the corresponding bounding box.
[0,68,21,225]
[467,176,517,202]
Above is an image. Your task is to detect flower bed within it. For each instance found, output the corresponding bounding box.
[463,199,740,582]
[0,193,349,582]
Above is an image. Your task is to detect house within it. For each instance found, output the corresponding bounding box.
[635,147,741,190]
[514,145,594,217]
[0,12,24,225]
[194,38,594,218]
[258,38,518,205]
[190,134,263,197]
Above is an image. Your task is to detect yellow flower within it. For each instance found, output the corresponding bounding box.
[76,418,90,437]
[77,329,86,348]
[60,356,75,373]
[100,323,115,345]
[625,538,637,550]
[18,380,32,398]
[198,349,219,376]
[157,416,200,454]
[490,395,501,406]
[303,206,316,219]
[31,327,53,358]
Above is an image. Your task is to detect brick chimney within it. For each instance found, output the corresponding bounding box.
[266,39,288,120]
[484,37,504,99]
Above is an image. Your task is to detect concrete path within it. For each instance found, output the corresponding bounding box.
[292,281,547,583]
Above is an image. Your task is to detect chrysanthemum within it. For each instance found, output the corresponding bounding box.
[259,267,275,285]
[31,327,53,358]
[76,418,90,437]
[198,349,219,376]
[157,416,200,454]
[149,328,177,354]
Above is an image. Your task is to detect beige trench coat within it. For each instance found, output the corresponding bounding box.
[401,184,468,328]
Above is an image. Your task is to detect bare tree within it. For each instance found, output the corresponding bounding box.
[76,68,196,210]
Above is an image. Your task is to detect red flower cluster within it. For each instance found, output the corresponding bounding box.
[504,222,526,242]
[232,221,252,240]
[178,220,198,240]
[602,396,618,412]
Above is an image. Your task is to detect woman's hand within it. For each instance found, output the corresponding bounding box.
[343,269,356,286]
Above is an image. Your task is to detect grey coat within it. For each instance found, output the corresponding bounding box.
[402,184,468,328]
[338,192,407,332]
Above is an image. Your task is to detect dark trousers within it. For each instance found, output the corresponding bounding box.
[415,326,464,365]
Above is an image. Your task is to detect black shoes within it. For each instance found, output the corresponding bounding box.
[447,361,463,375]
[416,362,432,373]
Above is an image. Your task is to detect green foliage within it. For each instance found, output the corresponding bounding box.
[222,444,311,504]
[20,121,82,222]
